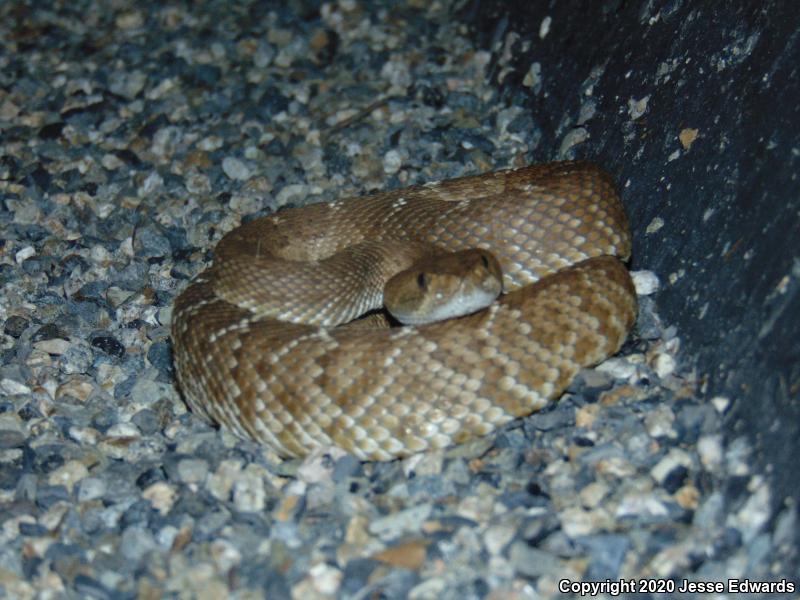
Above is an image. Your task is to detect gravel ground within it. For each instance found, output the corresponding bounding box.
[0,1,795,599]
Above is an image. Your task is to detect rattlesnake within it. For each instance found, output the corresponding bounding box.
[171,161,637,461]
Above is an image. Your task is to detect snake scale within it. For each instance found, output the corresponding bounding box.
[172,161,637,461]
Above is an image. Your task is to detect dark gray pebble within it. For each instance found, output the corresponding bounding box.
[73,574,114,600]
[133,224,172,258]
[35,485,70,509]
[32,322,67,342]
[91,335,125,358]
[145,341,172,377]
[581,534,631,579]
[523,405,574,432]
[0,429,25,448]
[341,557,380,595]
[3,315,30,338]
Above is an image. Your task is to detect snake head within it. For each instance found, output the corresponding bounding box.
[384,248,504,325]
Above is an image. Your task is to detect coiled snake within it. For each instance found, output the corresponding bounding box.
[172,161,637,460]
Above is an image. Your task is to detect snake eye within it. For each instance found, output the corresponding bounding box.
[480,254,489,269]
[417,272,427,290]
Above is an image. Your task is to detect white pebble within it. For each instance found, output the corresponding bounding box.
[222,156,252,180]
[616,493,668,519]
[15,246,35,263]
[631,270,661,295]
[523,62,541,88]
[77,477,107,502]
[644,405,677,439]
[140,171,163,194]
[697,434,723,471]
[177,458,209,484]
[595,357,636,379]
[645,217,664,234]
[308,562,342,595]
[276,183,310,206]
[383,149,403,175]
[559,507,600,537]
[199,135,224,151]
[34,338,71,355]
[652,353,676,378]
[484,523,516,555]
[210,539,242,574]
[69,426,100,445]
[101,153,124,170]
[628,95,650,120]
[106,423,141,438]
[711,395,730,413]
[88,245,111,263]
[233,464,266,512]
[1,378,31,395]
[539,16,552,39]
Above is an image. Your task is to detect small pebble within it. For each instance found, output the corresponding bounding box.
[222,156,252,181]
[631,270,660,295]
[142,482,177,515]
[595,357,637,379]
[47,460,89,493]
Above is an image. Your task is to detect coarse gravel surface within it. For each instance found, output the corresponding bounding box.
[0,1,795,599]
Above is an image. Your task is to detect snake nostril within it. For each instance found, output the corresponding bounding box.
[480,254,489,269]
[417,272,427,290]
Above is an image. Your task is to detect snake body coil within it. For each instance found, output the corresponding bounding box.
[172,162,637,460]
